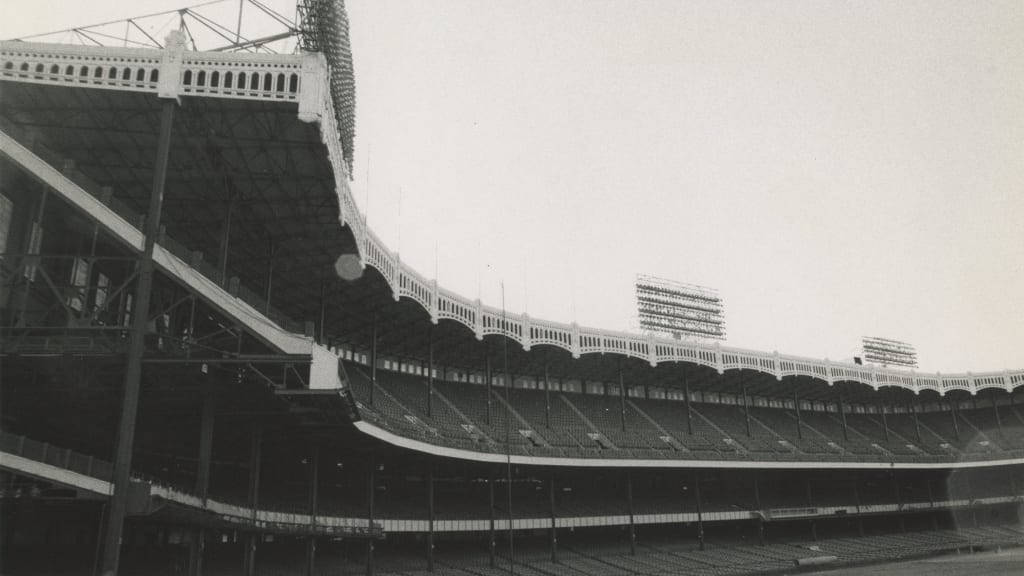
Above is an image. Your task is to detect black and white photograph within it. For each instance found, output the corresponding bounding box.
[1,1,1022,574]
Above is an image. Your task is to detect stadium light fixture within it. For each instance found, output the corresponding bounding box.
[635,274,726,341]
[861,336,918,369]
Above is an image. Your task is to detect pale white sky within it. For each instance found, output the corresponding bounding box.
[4,1,1023,373]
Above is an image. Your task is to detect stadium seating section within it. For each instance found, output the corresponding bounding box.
[348,364,1024,464]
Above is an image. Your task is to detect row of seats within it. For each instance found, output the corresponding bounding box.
[348,365,1024,463]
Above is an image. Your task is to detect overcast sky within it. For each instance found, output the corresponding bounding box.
[4,1,1022,373]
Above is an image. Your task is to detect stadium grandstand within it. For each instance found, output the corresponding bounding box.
[1,1,1022,575]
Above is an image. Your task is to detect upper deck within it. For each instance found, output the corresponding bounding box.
[2,36,1021,400]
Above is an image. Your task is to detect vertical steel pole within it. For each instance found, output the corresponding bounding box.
[742,381,751,437]
[626,471,636,555]
[548,472,557,563]
[100,99,174,576]
[693,471,704,551]
[427,324,434,418]
[838,392,848,442]
[366,453,375,576]
[913,401,922,442]
[794,390,803,440]
[426,464,435,571]
[753,472,764,546]
[190,388,215,576]
[880,402,890,443]
[950,398,961,441]
[619,363,627,432]
[684,377,694,436]
[243,427,263,576]
[806,477,817,541]
[369,313,377,406]
[990,389,1002,431]
[485,352,493,426]
[544,362,551,429]
[306,444,319,576]
[488,466,496,567]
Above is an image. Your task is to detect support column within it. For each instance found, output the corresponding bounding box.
[806,477,817,541]
[879,403,890,443]
[753,473,765,546]
[305,444,319,576]
[426,324,434,418]
[926,477,939,530]
[370,314,378,406]
[366,453,375,576]
[263,238,275,313]
[838,392,848,442]
[485,353,493,426]
[950,398,961,441]
[317,279,327,344]
[548,472,557,563]
[626,471,636,555]
[218,191,236,282]
[742,381,751,437]
[13,186,47,327]
[488,466,496,568]
[243,427,263,576]
[693,471,704,551]
[794,391,803,440]
[853,478,864,537]
[619,363,627,432]
[189,388,215,576]
[426,464,434,571]
[100,99,174,576]
[913,401,922,442]
[543,362,551,429]
[965,472,977,528]
[893,470,905,533]
[991,390,1002,431]
[684,378,694,436]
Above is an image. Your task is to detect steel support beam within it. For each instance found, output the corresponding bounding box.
[794,390,803,440]
[488,466,496,568]
[548,472,557,563]
[426,324,434,418]
[369,314,377,406]
[950,399,961,441]
[880,403,890,443]
[366,453,375,576]
[485,352,493,426]
[838,392,848,442]
[619,363,627,432]
[742,381,751,437]
[626,470,636,555]
[854,479,864,537]
[243,426,263,576]
[693,471,704,551]
[543,362,551,429]
[189,386,215,576]
[305,444,319,576]
[99,99,174,576]
[913,401,922,442]
[684,377,694,436]
[806,477,817,541]
[426,464,435,571]
[893,470,905,532]
[753,473,764,546]
[990,390,1002,431]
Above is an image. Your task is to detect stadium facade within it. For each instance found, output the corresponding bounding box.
[1,2,1022,575]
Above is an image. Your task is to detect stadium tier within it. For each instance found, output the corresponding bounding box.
[1,1,1023,575]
